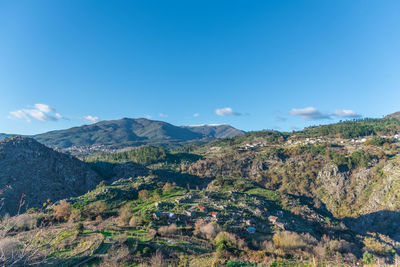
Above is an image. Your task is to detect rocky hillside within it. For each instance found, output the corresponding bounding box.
[0,133,10,140]
[33,118,243,154]
[387,111,400,120]
[0,137,101,215]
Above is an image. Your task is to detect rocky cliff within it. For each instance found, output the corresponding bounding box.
[0,137,101,215]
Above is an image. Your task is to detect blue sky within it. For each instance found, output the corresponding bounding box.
[1,0,399,135]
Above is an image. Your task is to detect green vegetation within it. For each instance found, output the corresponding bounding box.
[3,117,400,266]
[298,118,400,139]
[87,146,167,165]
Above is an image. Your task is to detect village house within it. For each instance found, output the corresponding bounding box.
[198,205,206,212]
[268,216,278,224]
[185,210,194,217]
[268,215,285,230]
[153,212,167,220]
[211,211,219,219]
[175,198,184,204]
[245,219,254,226]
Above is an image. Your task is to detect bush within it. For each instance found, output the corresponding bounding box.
[0,237,20,259]
[348,150,371,169]
[129,216,142,227]
[362,251,375,265]
[158,224,179,236]
[150,249,167,267]
[194,219,220,240]
[9,214,37,231]
[163,182,172,192]
[86,201,107,219]
[272,231,306,251]
[75,222,84,234]
[363,237,393,256]
[138,190,149,200]
[214,232,239,253]
[118,204,132,226]
[53,200,71,221]
[68,209,81,223]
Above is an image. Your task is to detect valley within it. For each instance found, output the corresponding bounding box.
[1,116,400,266]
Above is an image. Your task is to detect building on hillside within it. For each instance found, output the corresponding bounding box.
[268,216,278,224]
[198,205,206,212]
[185,210,194,217]
[211,211,219,219]
[153,212,167,220]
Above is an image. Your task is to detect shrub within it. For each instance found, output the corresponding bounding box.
[138,190,149,199]
[194,219,220,240]
[272,231,306,251]
[118,204,132,226]
[9,214,37,231]
[348,150,371,169]
[53,200,71,221]
[158,224,179,236]
[323,239,350,256]
[87,201,107,219]
[0,237,20,260]
[129,216,142,227]
[363,237,393,256]
[362,251,375,265]
[163,182,172,192]
[214,232,239,253]
[150,249,167,267]
[75,222,84,235]
[68,209,81,223]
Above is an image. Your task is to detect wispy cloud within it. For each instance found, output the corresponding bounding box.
[290,107,362,121]
[8,104,64,122]
[275,116,287,122]
[193,113,200,118]
[159,113,168,118]
[290,107,331,120]
[144,114,152,119]
[82,115,100,124]
[333,109,361,119]
[215,107,241,116]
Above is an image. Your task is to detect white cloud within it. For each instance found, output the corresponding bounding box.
[82,115,100,124]
[9,104,63,122]
[34,104,55,113]
[193,113,200,117]
[290,107,331,120]
[144,114,152,119]
[159,113,168,118]
[333,109,361,119]
[215,107,241,116]
[9,110,31,122]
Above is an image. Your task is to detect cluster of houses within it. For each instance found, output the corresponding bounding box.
[286,138,326,146]
[286,134,400,147]
[239,141,267,151]
[151,192,287,236]
[62,144,117,156]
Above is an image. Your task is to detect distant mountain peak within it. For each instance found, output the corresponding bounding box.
[32,118,244,155]
[386,111,400,119]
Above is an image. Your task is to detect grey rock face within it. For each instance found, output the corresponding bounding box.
[0,137,100,215]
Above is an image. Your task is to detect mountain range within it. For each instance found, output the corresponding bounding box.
[32,118,244,151]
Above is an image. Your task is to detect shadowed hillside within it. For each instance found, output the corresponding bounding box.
[0,136,101,215]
